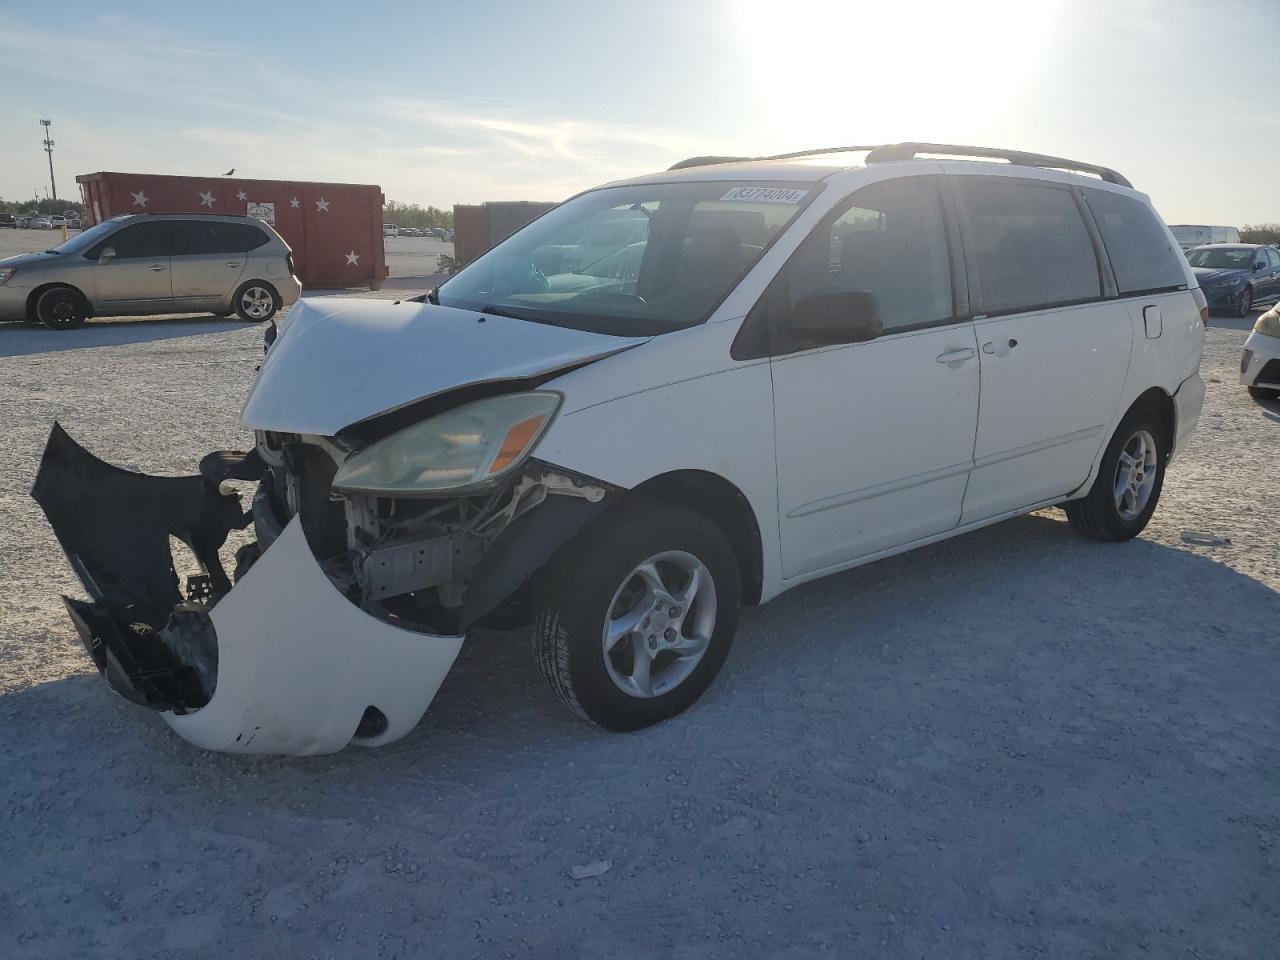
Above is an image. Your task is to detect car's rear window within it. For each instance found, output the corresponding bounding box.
[1082,188,1185,295]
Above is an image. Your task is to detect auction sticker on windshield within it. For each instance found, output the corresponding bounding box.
[719,186,809,204]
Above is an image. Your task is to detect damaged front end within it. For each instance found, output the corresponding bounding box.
[32,415,615,755]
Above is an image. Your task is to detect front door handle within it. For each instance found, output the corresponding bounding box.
[981,337,1019,357]
[936,347,976,365]
[147,264,168,272]
[227,262,243,268]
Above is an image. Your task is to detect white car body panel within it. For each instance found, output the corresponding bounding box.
[771,325,981,577]
[165,518,464,754]
[242,297,646,435]
[962,300,1132,524]
[1241,328,1280,390]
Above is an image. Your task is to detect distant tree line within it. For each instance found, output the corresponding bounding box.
[0,197,86,216]
[1241,224,1280,246]
[383,201,453,229]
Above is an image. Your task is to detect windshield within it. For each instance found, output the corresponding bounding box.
[436,181,818,336]
[45,218,127,254]
[1186,247,1254,269]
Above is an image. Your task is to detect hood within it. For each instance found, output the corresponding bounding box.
[241,297,647,435]
[1192,266,1247,285]
[0,251,61,269]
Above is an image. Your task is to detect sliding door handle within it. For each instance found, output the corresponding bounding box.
[936,347,976,365]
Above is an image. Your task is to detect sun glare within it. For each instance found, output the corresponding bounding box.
[735,0,1063,150]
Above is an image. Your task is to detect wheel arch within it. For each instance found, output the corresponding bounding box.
[624,469,764,606]
[25,282,92,323]
[1128,385,1176,461]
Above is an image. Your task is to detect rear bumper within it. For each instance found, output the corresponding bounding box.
[32,424,463,755]
[1241,331,1280,388]
[1171,370,1205,461]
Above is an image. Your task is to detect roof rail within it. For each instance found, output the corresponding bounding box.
[668,146,879,171]
[865,142,1132,188]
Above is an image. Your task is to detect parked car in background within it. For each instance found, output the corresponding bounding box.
[1169,224,1240,252]
[29,217,53,230]
[67,218,82,230]
[48,216,67,230]
[1240,304,1280,401]
[1186,243,1280,317]
[0,214,15,228]
[0,212,301,330]
[383,223,399,237]
[30,142,1205,755]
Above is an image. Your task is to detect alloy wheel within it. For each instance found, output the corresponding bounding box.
[601,550,717,699]
[240,286,275,319]
[1112,429,1158,521]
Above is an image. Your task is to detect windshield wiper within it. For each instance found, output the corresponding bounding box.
[478,304,533,321]
[44,250,61,255]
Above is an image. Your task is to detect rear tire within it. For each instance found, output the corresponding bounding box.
[35,286,88,331]
[1065,406,1167,541]
[532,501,740,731]
[1248,385,1280,402]
[232,281,280,322]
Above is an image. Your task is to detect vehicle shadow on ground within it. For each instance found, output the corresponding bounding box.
[0,315,255,358]
[3,509,1278,803]
[1206,313,1259,333]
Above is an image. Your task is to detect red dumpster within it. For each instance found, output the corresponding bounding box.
[76,172,388,290]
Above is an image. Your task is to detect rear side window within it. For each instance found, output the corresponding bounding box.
[955,178,1101,314]
[1083,188,1185,294]
[173,220,270,255]
[1268,248,1280,268]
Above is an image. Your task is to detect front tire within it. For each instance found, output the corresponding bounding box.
[35,286,88,330]
[1065,406,1167,541]
[532,501,740,731]
[1237,286,1253,318]
[232,281,280,322]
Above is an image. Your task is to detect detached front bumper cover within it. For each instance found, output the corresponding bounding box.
[31,424,463,755]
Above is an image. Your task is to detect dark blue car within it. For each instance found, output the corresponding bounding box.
[1186,243,1280,317]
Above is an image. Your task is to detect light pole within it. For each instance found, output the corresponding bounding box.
[40,119,57,205]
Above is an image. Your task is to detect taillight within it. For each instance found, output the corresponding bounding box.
[1191,287,1208,324]
[286,253,296,276]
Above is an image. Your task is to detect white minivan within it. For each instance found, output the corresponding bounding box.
[34,143,1206,755]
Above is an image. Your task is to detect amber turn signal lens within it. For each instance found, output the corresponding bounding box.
[490,415,547,473]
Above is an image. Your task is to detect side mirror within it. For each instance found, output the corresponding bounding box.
[789,289,883,347]
[97,247,116,264]
[1255,261,1266,271]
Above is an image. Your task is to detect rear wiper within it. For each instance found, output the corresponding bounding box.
[44,250,60,255]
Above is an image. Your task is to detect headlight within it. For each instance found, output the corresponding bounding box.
[332,392,561,495]
[0,267,15,286]
[1254,309,1280,339]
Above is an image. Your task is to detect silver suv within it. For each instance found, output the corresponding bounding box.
[0,213,301,330]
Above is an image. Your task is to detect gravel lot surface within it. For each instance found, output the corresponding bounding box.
[1,225,1278,958]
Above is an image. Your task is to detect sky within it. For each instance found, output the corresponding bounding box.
[1,0,1276,225]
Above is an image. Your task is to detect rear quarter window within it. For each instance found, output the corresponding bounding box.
[1082,188,1185,295]
[955,178,1102,315]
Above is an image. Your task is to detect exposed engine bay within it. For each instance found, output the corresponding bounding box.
[250,428,613,633]
[31,421,615,721]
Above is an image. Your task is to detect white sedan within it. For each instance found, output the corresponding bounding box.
[1240,305,1280,401]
